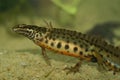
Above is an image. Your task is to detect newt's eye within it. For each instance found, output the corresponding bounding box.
[34,33,40,38]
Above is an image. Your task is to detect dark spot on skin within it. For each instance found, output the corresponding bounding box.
[44,35,47,39]
[114,54,119,58]
[78,32,82,35]
[85,40,89,43]
[73,42,77,45]
[108,62,111,66]
[72,31,76,35]
[105,49,109,53]
[45,40,48,44]
[66,36,69,39]
[79,51,83,55]
[35,34,39,37]
[57,42,62,48]
[78,40,81,43]
[66,40,69,43]
[104,60,107,63]
[84,44,88,48]
[75,36,79,39]
[119,68,120,71]
[65,44,69,49]
[61,52,64,54]
[89,42,93,45]
[81,34,86,38]
[113,72,116,75]
[91,49,95,52]
[52,38,56,41]
[98,49,103,52]
[57,32,60,34]
[110,51,113,54]
[52,34,55,37]
[100,54,103,58]
[67,51,69,53]
[72,37,75,40]
[51,42,54,47]
[56,35,59,38]
[62,36,65,39]
[49,35,52,40]
[84,55,89,57]
[63,33,65,35]
[93,39,97,43]
[113,65,117,70]
[91,55,98,63]
[85,48,88,52]
[80,44,83,48]
[108,68,112,71]
[73,47,78,52]
[48,47,52,49]
[107,54,110,57]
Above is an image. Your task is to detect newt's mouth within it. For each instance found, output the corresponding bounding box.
[13,27,26,35]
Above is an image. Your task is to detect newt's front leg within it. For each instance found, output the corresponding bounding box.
[41,47,51,66]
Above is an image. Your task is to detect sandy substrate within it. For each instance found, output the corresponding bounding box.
[0,48,120,80]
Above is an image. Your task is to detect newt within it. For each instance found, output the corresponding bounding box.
[12,22,120,74]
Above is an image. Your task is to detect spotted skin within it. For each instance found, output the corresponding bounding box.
[13,23,120,74]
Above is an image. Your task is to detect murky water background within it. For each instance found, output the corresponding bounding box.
[0,0,120,80]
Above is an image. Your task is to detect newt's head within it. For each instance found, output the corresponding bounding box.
[13,24,46,40]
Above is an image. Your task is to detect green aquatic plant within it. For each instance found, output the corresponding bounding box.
[51,0,81,15]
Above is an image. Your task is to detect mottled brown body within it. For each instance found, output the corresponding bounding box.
[13,23,120,74]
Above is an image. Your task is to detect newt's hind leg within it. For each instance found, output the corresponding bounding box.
[41,47,51,66]
[64,60,82,74]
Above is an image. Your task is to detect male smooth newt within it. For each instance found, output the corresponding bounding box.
[13,22,120,74]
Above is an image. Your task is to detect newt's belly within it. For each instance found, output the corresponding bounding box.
[35,37,93,62]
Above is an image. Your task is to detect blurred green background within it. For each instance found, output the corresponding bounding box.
[0,0,120,43]
[0,0,120,80]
